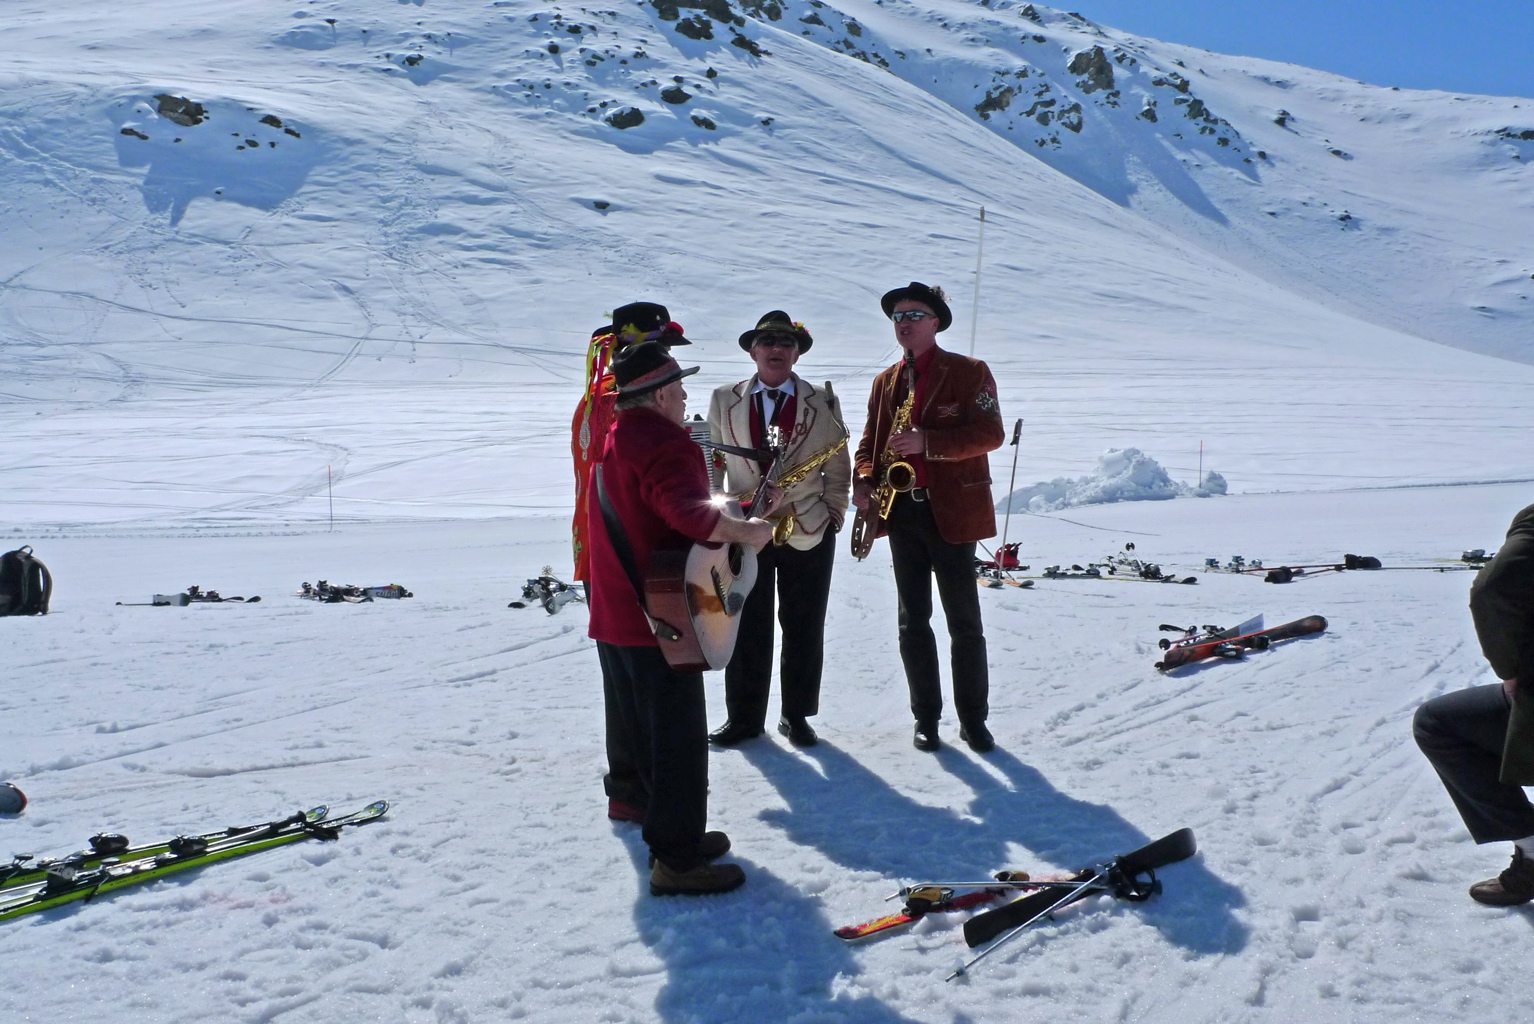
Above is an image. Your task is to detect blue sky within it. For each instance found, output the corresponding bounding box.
[1073,1,1534,100]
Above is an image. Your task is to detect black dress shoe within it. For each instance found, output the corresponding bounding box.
[778,716,818,747]
[913,720,941,752]
[959,722,995,753]
[708,720,763,747]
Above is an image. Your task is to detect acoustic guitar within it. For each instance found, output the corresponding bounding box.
[646,427,785,671]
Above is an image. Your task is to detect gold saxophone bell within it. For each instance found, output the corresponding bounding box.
[851,351,919,560]
[771,513,797,547]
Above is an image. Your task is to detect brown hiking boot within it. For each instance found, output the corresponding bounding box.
[648,830,731,868]
[650,859,746,896]
[1469,848,1534,906]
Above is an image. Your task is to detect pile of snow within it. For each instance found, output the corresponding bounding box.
[1000,447,1223,511]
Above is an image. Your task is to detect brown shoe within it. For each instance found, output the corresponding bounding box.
[648,830,731,868]
[650,858,746,896]
[1469,849,1534,906]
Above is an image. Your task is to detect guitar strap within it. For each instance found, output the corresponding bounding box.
[592,464,683,643]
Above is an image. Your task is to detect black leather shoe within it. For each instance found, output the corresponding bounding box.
[913,720,941,752]
[708,720,763,747]
[959,722,995,753]
[778,716,818,747]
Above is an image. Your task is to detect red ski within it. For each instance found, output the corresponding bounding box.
[835,887,1009,941]
[1155,615,1326,671]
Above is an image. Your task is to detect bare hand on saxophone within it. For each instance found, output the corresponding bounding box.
[886,427,923,457]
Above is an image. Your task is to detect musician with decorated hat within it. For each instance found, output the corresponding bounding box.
[850,282,1005,754]
[705,310,852,749]
[570,302,689,827]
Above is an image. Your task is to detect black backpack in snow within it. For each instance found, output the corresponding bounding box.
[0,546,52,616]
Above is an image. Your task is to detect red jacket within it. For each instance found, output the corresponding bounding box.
[854,347,1004,544]
[586,407,722,646]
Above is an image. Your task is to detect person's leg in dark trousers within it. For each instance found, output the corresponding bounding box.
[775,529,837,721]
[594,581,645,813]
[888,495,943,723]
[723,545,779,732]
[930,533,987,727]
[598,640,650,813]
[1414,684,1534,843]
[600,641,710,869]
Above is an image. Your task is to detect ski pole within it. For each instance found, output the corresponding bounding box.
[947,867,1107,981]
[889,877,1084,901]
[998,418,1022,562]
[968,206,986,357]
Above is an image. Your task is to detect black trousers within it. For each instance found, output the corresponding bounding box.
[886,493,989,726]
[723,528,837,728]
[596,641,711,870]
[592,581,644,810]
[1414,683,1534,844]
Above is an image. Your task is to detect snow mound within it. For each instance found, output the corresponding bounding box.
[1000,447,1221,511]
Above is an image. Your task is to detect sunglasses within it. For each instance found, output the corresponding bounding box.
[752,334,799,349]
[890,310,936,323]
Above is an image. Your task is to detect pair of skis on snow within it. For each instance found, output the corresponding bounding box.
[0,800,387,923]
[835,828,1198,980]
[1154,614,1327,670]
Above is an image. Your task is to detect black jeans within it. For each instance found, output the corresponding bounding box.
[1414,683,1534,844]
[886,493,989,726]
[592,581,643,810]
[596,641,710,870]
[723,527,837,728]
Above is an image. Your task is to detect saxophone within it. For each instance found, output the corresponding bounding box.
[849,350,918,560]
[761,433,849,546]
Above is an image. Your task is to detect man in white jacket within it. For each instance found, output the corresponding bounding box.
[706,311,852,748]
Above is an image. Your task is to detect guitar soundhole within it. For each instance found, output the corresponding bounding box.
[727,544,742,576]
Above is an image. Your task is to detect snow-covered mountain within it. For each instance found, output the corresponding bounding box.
[5,0,1532,382]
[4,0,1533,526]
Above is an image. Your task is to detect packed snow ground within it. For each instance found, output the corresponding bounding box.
[4,483,1533,1024]
[5,0,1534,1021]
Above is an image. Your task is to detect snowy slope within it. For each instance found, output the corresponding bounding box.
[4,487,1533,1024]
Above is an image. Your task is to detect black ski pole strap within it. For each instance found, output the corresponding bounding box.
[593,465,683,643]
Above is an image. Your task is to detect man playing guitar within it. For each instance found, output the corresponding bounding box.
[586,338,781,895]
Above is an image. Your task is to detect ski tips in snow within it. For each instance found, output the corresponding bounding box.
[941,828,1199,980]
[0,783,26,815]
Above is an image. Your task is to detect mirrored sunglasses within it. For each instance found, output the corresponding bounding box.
[890,310,936,323]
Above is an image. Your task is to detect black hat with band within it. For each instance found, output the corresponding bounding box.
[613,340,700,397]
[595,301,691,345]
[879,281,952,332]
[738,309,814,353]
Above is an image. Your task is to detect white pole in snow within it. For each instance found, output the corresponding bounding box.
[328,465,333,532]
[968,206,986,357]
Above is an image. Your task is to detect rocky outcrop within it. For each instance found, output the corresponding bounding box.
[154,95,208,127]
[1067,46,1113,94]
